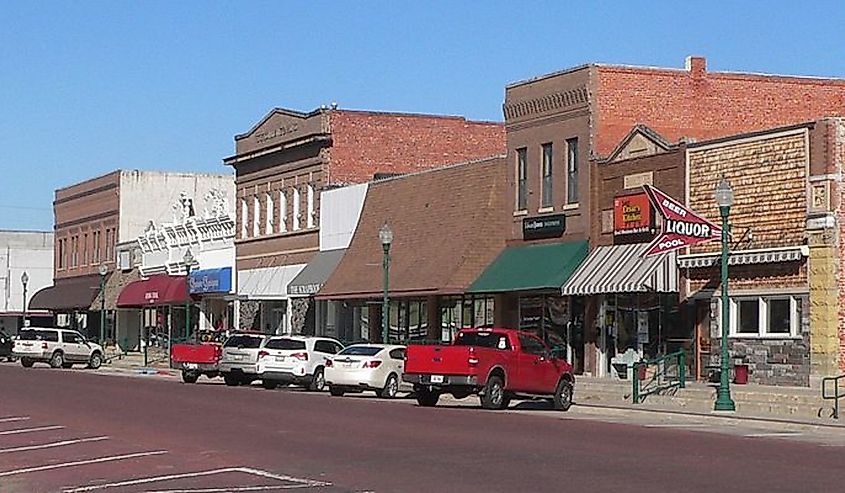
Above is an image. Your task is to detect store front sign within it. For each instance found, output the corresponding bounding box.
[643,185,721,256]
[189,268,233,295]
[144,291,160,303]
[523,214,566,240]
[613,194,654,237]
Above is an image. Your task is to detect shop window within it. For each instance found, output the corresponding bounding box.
[566,138,579,204]
[265,192,274,234]
[729,296,799,338]
[541,143,553,208]
[516,148,527,211]
[440,296,495,342]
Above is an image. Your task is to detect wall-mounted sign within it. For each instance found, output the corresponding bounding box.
[643,185,721,256]
[523,214,566,240]
[624,171,654,190]
[189,267,233,294]
[613,194,654,236]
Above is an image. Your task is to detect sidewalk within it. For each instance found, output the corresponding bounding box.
[101,350,177,377]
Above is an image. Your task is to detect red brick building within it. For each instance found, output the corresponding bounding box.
[225,106,505,334]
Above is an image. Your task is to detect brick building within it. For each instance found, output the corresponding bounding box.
[224,106,505,334]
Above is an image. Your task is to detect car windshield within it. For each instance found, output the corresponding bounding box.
[338,346,382,356]
[224,335,263,349]
[264,338,306,350]
[454,331,506,349]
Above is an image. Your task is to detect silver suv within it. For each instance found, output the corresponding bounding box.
[13,328,104,369]
[218,333,267,386]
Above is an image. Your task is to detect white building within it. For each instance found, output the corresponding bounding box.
[0,230,53,334]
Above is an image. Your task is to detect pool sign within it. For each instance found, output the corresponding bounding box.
[642,185,721,256]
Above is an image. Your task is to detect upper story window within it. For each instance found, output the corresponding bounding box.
[292,187,301,231]
[240,198,248,238]
[71,235,78,267]
[252,195,260,237]
[566,138,579,204]
[265,192,274,235]
[516,148,527,211]
[82,233,88,265]
[279,190,288,233]
[306,184,315,228]
[57,238,66,269]
[93,231,100,263]
[541,143,553,208]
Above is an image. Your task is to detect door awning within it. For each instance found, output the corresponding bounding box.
[466,240,589,293]
[561,243,678,296]
[29,274,102,311]
[287,249,346,296]
[117,274,188,307]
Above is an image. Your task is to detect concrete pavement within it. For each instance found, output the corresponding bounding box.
[2,363,845,492]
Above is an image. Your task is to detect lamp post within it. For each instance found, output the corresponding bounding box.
[98,264,108,345]
[183,249,194,343]
[714,176,736,412]
[20,271,28,328]
[379,224,393,344]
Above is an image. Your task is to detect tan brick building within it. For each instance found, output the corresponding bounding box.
[224,106,505,334]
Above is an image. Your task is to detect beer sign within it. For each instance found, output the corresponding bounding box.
[643,185,721,256]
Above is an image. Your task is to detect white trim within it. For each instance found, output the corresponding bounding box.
[561,203,579,211]
[677,245,807,269]
[537,206,555,213]
[513,210,528,217]
[727,295,801,339]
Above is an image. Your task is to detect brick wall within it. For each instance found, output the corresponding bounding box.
[596,58,845,158]
[326,110,505,185]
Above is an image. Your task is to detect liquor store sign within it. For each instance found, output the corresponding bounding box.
[643,185,720,256]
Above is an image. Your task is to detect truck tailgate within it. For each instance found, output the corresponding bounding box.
[405,345,475,375]
[171,343,220,365]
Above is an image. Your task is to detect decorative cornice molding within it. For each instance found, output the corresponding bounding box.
[503,86,589,121]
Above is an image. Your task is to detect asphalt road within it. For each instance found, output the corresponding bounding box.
[1,365,844,493]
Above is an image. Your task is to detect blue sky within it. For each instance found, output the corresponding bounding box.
[1,1,844,230]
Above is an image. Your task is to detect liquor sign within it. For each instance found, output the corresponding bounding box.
[613,193,654,236]
[643,185,721,256]
[523,214,566,240]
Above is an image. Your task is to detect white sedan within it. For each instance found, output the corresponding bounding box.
[325,344,407,399]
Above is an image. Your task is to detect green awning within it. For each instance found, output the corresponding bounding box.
[467,240,589,293]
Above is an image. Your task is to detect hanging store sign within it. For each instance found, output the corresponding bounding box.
[613,193,654,237]
[523,214,566,240]
[642,185,721,256]
[189,267,233,294]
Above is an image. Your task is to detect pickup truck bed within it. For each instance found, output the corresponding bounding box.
[170,342,222,384]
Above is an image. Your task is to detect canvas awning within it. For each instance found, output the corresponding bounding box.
[29,274,102,311]
[677,246,807,269]
[561,243,678,296]
[466,241,589,293]
[287,249,346,296]
[238,264,306,300]
[117,274,188,307]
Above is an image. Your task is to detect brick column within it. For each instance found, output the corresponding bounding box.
[807,226,840,381]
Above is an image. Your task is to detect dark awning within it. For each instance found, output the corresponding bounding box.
[29,274,102,311]
[117,274,188,307]
[467,240,589,293]
[288,249,346,296]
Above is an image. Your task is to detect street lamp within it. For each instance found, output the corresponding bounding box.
[20,271,28,328]
[714,176,736,412]
[379,224,393,344]
[98,263,108,345]
[183,249,194,343]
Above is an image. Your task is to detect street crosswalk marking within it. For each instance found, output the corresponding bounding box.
[0,436,109,454]
[0,450,168,477]
[0,416,30,423]
[0,425,64,435]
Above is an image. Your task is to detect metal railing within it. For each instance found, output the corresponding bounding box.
[820,374,845,419]
[632,350,687,404]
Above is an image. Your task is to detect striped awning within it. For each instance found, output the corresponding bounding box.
[561,243,677,296]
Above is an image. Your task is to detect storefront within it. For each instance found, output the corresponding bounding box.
[29,274,105,340]
[116,274,198,354]
[237,264,306,334]
[189,267,235,338]
[287,249,346,338]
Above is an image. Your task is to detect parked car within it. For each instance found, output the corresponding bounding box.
[171,341,224,384]
[0,329,13,361]
[403,328,575,410]
[325,344,407,398]
[13,328,104,370]
[256,336,344,391]
[218,332,267,386]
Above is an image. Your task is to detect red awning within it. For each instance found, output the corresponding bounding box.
[117,275,188,308]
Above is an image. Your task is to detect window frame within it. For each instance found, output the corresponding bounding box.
[541,143,553,209]
[516,147,528,211]
[727,295,800,339]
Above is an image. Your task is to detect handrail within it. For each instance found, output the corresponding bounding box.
[632,350,687,404]
[820,374,845,419]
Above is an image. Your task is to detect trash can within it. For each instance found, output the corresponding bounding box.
[734,364,749,384]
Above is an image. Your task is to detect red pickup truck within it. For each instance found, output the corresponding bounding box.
[403,328,574,411]
[170,342,223,384]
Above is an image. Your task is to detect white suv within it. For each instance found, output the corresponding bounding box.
[257,336,344,391]
[218,333,268,387]
[13,328,104,370]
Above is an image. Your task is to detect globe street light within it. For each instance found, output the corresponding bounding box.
[714,176,736,412]
[20,271,29,328]
[379,224,393,344]
[98,263,108,345]
[183,249,195,343]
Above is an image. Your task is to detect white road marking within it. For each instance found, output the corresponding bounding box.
[0,436,109,454]
[644,423,710,428]
[744,432,803,438]
[0,416,30,423]
[145,485,319,492]
[63,467,331,492]
[0,450,168,477]
[0,425,64,435]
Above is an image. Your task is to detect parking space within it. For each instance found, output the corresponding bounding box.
[0,413,339,492]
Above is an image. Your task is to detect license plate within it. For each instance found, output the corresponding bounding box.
[276,356,285,362]
[233,355,243,361]
[185,363,198,370]
[430,375,444,384]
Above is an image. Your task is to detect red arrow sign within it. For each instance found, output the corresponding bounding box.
[642,185,721,256]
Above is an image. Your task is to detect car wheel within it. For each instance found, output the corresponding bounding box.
[480,375,506,410]
[553,379,574,411]
[415,388,440,407]
[49,351,64,369]
[20,357,34,368]
[181,370,199,384]
[262,379,278,390]
[329,386,345,397]
[88,352,103,370]
[380,373,399,399]
[223,373,240,387]
[309,367,326,392]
